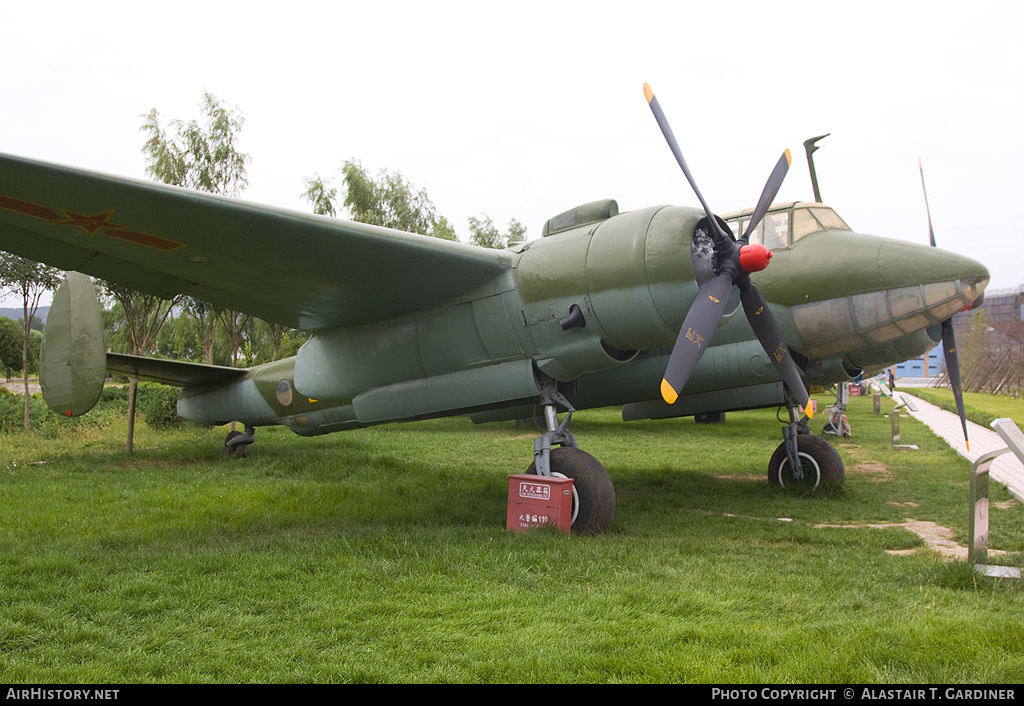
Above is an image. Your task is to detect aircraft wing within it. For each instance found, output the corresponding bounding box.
[0,153,508,331]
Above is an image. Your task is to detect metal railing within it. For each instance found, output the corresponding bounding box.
[969,418,1024,578]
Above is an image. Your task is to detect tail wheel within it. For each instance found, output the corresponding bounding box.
[527,447,616,535]
[225,430,248,459]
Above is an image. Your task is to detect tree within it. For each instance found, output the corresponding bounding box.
[468,215,527,249]
[303,160,527,248]
[216,307,251,368]
[301,173,337,217]
[251,317,296,364]
[141,92,249,197]
[103,284,181,450]
[302,160,457,240]
[183,297,220,365]
[0,254,61,429]
[0,316,21,381]
[131,92,250,449]
[960,309,991,391]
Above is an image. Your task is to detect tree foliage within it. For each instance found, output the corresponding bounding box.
[141,92,250,196]
[302,160,457,241]
[958,310,1023,395]
[960,309,990,386]
[0,316,21,379]
[0,253,61,428]
[301,173,338,218]
[467,215,527,249]
[102,288,179,357]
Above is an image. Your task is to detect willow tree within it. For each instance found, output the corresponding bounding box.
[302,160,457,241]
[468,215,527,249]
[121,92,250,449]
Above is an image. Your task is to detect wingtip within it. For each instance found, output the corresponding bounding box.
[660,378,678,405]
[643,82,654,104]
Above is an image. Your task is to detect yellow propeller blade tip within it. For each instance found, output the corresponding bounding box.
[803,403,814,420]
[643,83,654,104]
[784,148,792,166]
[660,378,678,405]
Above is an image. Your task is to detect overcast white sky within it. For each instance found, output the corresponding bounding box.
[2,0,1022,309]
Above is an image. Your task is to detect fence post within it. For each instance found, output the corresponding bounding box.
[891,394,919,450]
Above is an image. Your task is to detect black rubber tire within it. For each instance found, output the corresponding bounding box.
[768,435,844,491]
[225,430,248,459]
[527,447,616,535]
[695,412,726,424]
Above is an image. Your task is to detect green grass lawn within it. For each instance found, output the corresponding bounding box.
[1,396,1022,683]
[903,387,1024,428]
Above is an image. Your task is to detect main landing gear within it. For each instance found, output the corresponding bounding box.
[526,385,616,535]
[767,396,845,492]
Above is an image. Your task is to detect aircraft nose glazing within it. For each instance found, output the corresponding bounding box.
[790,275,989,359]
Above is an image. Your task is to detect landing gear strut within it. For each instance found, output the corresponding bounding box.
[767,396,844,491]
[526,383,615,535]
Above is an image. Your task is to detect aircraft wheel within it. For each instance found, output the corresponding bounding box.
[527,447,616,535]
[225,430,249,459]
[768,436,844,491]
[695,412,726,424]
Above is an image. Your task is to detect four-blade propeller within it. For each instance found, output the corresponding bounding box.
[643,82,812,417]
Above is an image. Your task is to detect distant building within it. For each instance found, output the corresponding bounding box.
[957,283,1024,331]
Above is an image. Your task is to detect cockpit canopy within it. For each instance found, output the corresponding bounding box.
[723,202,851,250]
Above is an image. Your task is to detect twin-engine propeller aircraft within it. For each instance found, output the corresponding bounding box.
[0,84,988,534]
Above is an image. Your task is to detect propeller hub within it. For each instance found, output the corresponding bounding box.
[739,243,772,274]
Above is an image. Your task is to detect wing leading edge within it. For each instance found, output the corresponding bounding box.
[105,353,249,389]
[0,153,509,331]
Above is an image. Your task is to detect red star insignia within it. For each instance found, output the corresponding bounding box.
[58,210,120,235]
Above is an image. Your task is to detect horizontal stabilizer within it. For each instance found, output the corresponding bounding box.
[106,353,249,388]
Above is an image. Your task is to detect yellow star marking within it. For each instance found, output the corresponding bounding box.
[59,210,119,235]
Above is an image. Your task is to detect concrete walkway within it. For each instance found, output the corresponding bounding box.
[897,391,1024,502]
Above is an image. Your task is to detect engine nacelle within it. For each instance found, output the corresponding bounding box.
[514,204,703,381]
[294,204,704,404]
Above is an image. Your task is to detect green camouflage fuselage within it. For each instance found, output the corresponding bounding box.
[176,203,988,434]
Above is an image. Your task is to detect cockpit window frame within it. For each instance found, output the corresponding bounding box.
[723,203,851,250]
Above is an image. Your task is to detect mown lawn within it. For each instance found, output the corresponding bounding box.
[1,396,1022,683]
[906,386,1024,428]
